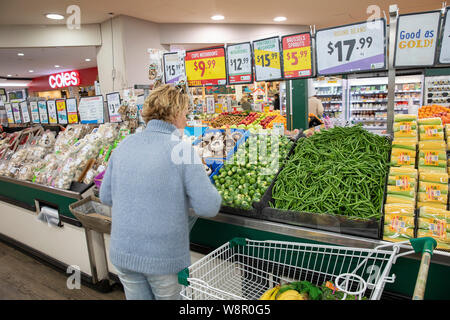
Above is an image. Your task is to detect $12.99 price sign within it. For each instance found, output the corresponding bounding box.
[185,47,227,86]
[227,42,253,84]
[282,33,312,79]
[316,19,386,75]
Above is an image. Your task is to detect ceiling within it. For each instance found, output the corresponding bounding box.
[0,47,97,79]
[0,0,444,28]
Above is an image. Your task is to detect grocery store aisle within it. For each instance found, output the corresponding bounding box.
[0,241,124,300]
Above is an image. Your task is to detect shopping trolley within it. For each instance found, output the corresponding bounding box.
[178,237,437,300]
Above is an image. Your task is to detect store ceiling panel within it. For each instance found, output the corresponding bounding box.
[0,0,443,28]
[0,47,97,79]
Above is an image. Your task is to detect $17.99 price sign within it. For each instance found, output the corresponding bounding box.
[316,19,386,75]
[282,33,313,79]
[185,47,227,86]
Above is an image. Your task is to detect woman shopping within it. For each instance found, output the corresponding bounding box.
[100,84,222,300]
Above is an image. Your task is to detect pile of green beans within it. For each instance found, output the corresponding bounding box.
[271,125,391,220]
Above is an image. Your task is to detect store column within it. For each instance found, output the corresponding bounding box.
[287,79,308,130]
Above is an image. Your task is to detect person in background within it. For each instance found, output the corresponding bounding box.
[240,97,252,111]
[100,84,221,300]
[273,93,281,111]
[308,93,324,118]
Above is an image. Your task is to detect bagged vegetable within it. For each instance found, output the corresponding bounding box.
[384,214,415,228]
[419,141,446,151]
[383,225,415,242]
[419,125,444,141]
[391,148,416,158]
[384,203,415,216]
[417,229,450,244]
[418,191,447,204]
[387,186,416,198]
[391,154,415,167]
[395,114,418,122]
[418,206,450,222]
[386,194,416,205]
[418,218,450,232]
[418,181,448,193]
[417,202,447,210]
[392,138,417,151]
[418,117,443,125]
[419,171,448,184]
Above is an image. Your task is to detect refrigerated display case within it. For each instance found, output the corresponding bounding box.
[424,76,450,106]
[348,75,423,134]
[311,78,346,120]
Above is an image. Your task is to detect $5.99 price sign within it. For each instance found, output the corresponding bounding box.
[253,37,282,81]
[316,19,386,75]
[226,42,253,84]
[185,47,227,86]
[282,33,313,79]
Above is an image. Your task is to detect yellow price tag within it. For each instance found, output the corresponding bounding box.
[185,48,227,86]
[282,33,312,78]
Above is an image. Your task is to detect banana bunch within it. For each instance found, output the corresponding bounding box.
[259,282,312,300]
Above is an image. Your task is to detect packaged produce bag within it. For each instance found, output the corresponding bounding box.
[384,214,415,228]
[418,117,443,126]
[392,148,416,158]
[386,194,416,205]
[383,225,415,242]
[392,138,417,151]
[393,122,417,132]
[419,125,444,141]
[418,191,447,205]
[418,206,450,222]
[419,171,448,184]
[417,202,447,210]
[417,230,450,249]
[418,150,446,161]
[384,203,415,216]
[387,185,415,198]
[395,114,418,123]
[419,141,446,151]
[418,158,447,172]
[391,153,416,167]
[418,218,450,233]
[418,181,448,194]
[388,175,416,189]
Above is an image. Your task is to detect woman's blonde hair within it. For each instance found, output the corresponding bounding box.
[141,84,189,123]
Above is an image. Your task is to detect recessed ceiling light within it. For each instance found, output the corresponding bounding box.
[211,15,225,21]
[85,58,91,62]
[29,70,34,73]
[7,75,12,77]
[273,16,287,22]
[54,65,60,68]
[46,13,64,20]
[17,53,24,56]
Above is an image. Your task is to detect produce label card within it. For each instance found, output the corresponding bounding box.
[20,101,30,123]
[56,99,68,124]
[47,100,58,124]
[12,102,21,123]
[4,103,14,124]
[106,92,122,123]
[30,101,40,123]
[253,37,282,81]
[66,98,79,124]
[38,100,49,124]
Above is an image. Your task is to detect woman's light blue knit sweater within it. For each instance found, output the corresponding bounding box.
[100,120,221,275]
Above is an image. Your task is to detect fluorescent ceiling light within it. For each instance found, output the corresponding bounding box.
[273,16,287,22]
[17,53,24,56]
[211,15,224,21]
[0,81,31,87]
[54,65,60,68]
[7,75,12,77]
[46,13,64,20]
[29,70,34,73]
[85,58,91,62]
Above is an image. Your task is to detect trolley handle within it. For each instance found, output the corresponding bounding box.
[409,237,437,300]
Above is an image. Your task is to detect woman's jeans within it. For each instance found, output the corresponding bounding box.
[114,265,181,300]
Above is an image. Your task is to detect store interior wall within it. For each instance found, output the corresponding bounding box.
[0,24,101,48]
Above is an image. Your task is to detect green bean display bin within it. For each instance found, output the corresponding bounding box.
[255,126,392,240]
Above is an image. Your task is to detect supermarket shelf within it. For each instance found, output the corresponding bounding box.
[205,212,450,266]
[351,100,388,103]
[351,91,387,95]
[316,93,342,97]
[0,176,82,200]
[396,90,422,93]
[322,101,342,104]
[352,118,387,122]
[352,108,387,111]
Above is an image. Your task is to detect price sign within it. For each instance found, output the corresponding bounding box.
[316,19,386,75]
[253,37,282,81]
[66,98,79,124]
[439,8,450,64]
[185,47,227,86]
[395,11,441,67]
[12,102,21,123]
[38,100,48,124]
[163,52,186,85]
[226,42,253,84]
[56,99,68,124]
[20,101,30,123]
[46,100,58,124]
[106,92,122,122]
[136,94,145,124]
[30,101,40,123]
[282,33,313,79]
[4,103,14,124]
[78,96,104,124]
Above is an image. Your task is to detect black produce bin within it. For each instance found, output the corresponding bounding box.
[253,133,391,240]
[219,130,304,219]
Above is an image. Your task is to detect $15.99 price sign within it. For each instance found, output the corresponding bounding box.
[253,37,282,82]
[282,33,313,79]
[185,47,227,86]
[316,19,386,75]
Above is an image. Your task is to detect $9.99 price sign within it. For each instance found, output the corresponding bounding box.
[282,33,313,79]
[185,47,227,86]
[316,19,386,75]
